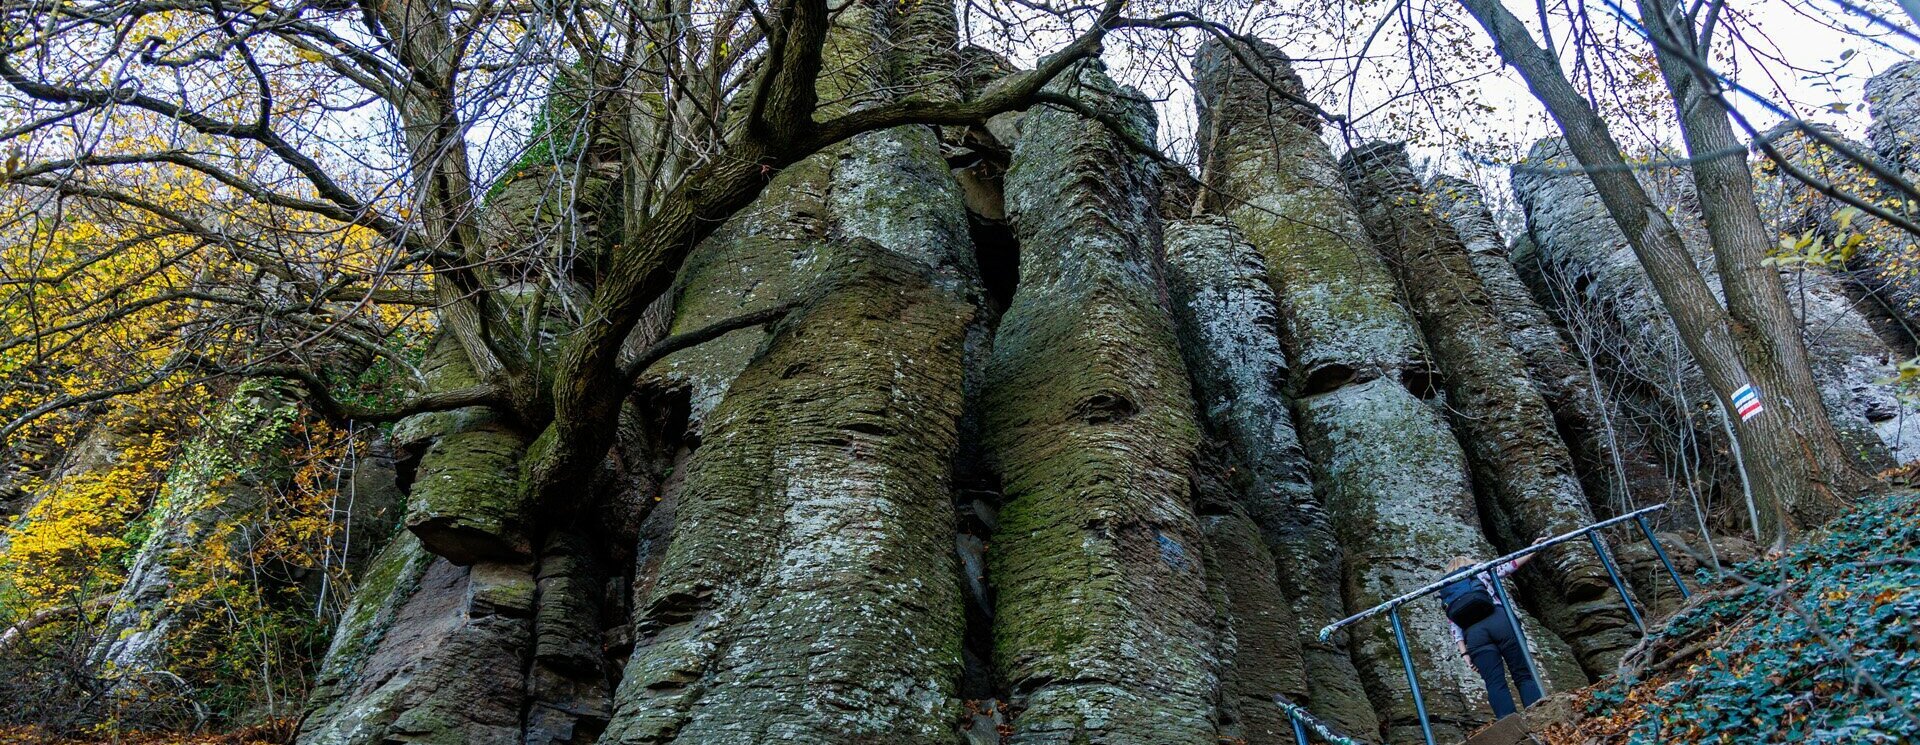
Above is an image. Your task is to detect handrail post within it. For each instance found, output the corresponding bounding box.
[1485,569,1544,696]
[1634,515,1690,599]
[1389,609,1437,745]
[1588,531,1645,631]
[1292,717,1310,745]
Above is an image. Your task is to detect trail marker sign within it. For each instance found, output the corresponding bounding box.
[1731,384,1763,421]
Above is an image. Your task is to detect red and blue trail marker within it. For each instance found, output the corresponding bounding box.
[1731,384,1763,421]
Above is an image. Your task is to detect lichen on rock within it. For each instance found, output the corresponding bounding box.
[984,62,1219,744]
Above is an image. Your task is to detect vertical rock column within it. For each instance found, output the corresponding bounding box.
[1428,174,1677,518]
[600,3,980,741]
[985,65,1217,743]
[1164,216,1379,736]
[1868,61,1920,182]
[297,531,535,745]
[1194,37,1554,741]
[300,340,541,745]
[1511,138,1729,527]
[1342,141,1636,677]
[600,245,972,744]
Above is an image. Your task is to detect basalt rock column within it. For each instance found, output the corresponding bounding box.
[1164,216,1379,735]
[1194,38,1540,740]
[297,532,534,745]
[1868,61,1920,181]
[985,65,1217,743]
[1343,142,1637,677]
[1511,138,1729,526]
[601,245,971,744]
[1769,118,1920,351]
[1428,174,1677,518]
[599,2,979,740]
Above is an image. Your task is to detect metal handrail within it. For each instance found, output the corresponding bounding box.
[1298,502,1690,745]
[1319,503,1678,642]
[1273,694,1375,745]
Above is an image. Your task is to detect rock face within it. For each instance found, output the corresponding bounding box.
[602,247,972,744]
[1342,141,1638,678]
[985,64,1217,743]
[1514,137,1910,514]
[1194,38,1562,741]
[1868,61,1920,182]
[1511,138,1730,523]
[1164,217,1379,735]
[599,4,981,742]
[1765,123,1920,354]
[1427,174,1678,519]
[297,533,535,745]
[1194,40,1426,394]
[29,17,1920,745]
[94,379,305,677]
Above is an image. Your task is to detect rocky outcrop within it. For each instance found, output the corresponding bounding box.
[602,245,972,744]
[985,64,1218,743]
[1195,38,1563,741]
[1164,217,1379,735]
[1754,124,1920,462]
[1427,174,1677,518]
[599,4,982,741]
[296,532,534,745]
[1515,137,1909,505]
[1343,142,1637,677]
[1194,41,1426,393]
[1194,455,1306,745]
[1511,138,1731,539]
[93,379,305,677]
[1760,123,1920,354]
[1867,61,1920,181]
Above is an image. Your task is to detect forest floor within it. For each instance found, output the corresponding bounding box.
[1534,487,1919,744]
[0,722,285,745]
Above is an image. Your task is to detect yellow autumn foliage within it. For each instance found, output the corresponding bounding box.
[0,389,195,614]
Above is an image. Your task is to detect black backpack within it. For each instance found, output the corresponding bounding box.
[1439,574,1496,627]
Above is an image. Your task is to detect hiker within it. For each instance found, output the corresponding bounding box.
[1440,536,1551,719]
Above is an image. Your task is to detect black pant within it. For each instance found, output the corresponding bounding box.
[1464,610,1542,718]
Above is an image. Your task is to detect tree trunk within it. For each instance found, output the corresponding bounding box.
[1164,216,1380,735]
[1459,0,1875,544]
[1342,142,1639,678]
